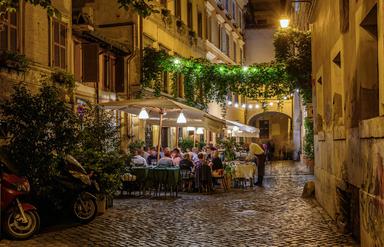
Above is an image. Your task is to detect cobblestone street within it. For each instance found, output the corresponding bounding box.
[1,161,358,247]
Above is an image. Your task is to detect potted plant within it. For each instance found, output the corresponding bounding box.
[51,69,76,103]
[0,51,30,73]
[179,138,194,152]
[176,19,185,33]
[161,8,172,26]
[188,30,197,45]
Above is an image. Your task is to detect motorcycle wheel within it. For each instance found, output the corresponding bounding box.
[73,197,97,223]
[3,209,40,239]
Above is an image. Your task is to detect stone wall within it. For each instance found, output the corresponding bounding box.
[312,0,384,245]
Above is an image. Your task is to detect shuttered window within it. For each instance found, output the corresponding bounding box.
[82,43,99,82]
[0,9,19,52]
[52,20,67,69]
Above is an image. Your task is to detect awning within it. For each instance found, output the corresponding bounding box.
[100,97,226,133]
[226,120,260,138]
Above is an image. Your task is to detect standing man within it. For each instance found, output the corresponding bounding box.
[248,143,266,187]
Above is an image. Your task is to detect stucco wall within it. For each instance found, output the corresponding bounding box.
[312,0,384,245]
[244,28,275,65]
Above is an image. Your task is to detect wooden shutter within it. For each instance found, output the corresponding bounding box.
[82,43,99,82]
[115,56,125,92]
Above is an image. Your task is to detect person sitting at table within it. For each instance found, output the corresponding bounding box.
[191,147,199,163]
[180,153,194,171]
[147,147,157,166]
[210,150,224,185]
[171,148,182,166]
[157,150,173,167]
[194,152,212,193]
[131,149,148,167]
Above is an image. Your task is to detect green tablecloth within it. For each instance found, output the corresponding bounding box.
[131,167,180,188]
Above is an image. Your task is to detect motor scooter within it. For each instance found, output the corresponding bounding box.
[0,150,40,239]
[55,155,99,223]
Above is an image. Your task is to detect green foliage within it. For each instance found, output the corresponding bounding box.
[0,50,30,73]
[274,28,312,105]
[179,138,194,152]
[117,0,157,17]
[142,47,294,109]
[0,84,79,197]
[74,149,127,196]
[1,83,127,199]
[303,117,314,160]
[128,140,145,154]
[1,0,156,18]
[218,138,238,161]
[51,69,76,91]
[78,105,121,152]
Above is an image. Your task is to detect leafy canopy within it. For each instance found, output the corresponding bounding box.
[0,0,156,17]
[142,47,295,109]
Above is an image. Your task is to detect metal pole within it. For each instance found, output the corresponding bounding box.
[157,111,163,161]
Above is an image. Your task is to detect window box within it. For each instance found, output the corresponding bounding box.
[0,51,29,73]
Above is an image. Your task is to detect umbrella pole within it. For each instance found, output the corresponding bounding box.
[157,111,163,161]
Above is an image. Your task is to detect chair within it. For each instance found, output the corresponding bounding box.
[212,169,228,192]
[198,165,213,193]
[180,169,193,192]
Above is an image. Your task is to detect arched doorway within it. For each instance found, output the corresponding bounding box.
[248,112,293,160]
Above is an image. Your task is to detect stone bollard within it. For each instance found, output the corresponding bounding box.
[302,181,315,198]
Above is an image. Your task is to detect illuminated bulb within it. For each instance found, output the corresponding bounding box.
[234,103,239,108]
[255,104,260,109]
[242,104,246,108]
[296,89,299,93]
[242,66,249,72]
[174,58,180,65]
[186,127,195,131]
[138,108,149,119]
[269,102,273,106]
[233,126,240,132]
[177,112,187,123]
[283,96,287,100]
[280,18,290,28]
[248,104,253,109]
[227,101,232,106]
[196,128,204,135]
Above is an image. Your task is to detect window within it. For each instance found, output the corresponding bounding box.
[103,54,116,91]
[187,0,193,28]
[0,9,19,52]
[339,0,349,33]
[197,12,203,38]
[359,4,379,120]
[233,41,237,62]
[232,1,236,20]
[174,0,181,19]
[206,15,212,42]
[160,0,167,8]
[52,20,67,69]
[74,40,82,81]
[220,28,229,55]
[240,48,243,64]
[225,0,229,12]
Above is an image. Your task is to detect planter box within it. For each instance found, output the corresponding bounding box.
[97,197,106,215]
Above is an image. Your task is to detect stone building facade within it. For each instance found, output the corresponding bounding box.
[311,0,384,245]
[0,0,249,149]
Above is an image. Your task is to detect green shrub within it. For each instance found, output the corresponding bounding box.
[303,117,314,160]
[179,138,194,152]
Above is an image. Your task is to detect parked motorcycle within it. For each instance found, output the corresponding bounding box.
[0,151,40,239]
[55,155,99,223]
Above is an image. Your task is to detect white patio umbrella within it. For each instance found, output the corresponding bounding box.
[226,120,260,138]
[100,97,225,160]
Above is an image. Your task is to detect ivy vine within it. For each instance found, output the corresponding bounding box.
[273,28,312,104]
[142,47,295,109]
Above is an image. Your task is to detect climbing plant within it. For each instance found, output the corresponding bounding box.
[142,47,295,109]
[0,0,156,18]
[274,28,312,104]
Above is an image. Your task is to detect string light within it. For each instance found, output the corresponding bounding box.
[234,103,239,108]
[248,104,253,109]
[242,104,246,108]
[242,66,249,72]
[173,58,180,65]
[255,104,260,109]
[227,101,232,105]
[269,102,273,106]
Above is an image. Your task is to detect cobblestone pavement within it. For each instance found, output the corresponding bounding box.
[1,161,358,247]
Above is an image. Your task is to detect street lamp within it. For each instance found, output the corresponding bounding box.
[279,18,290,28]
[177,111,187,123]
[138,108,149,119]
